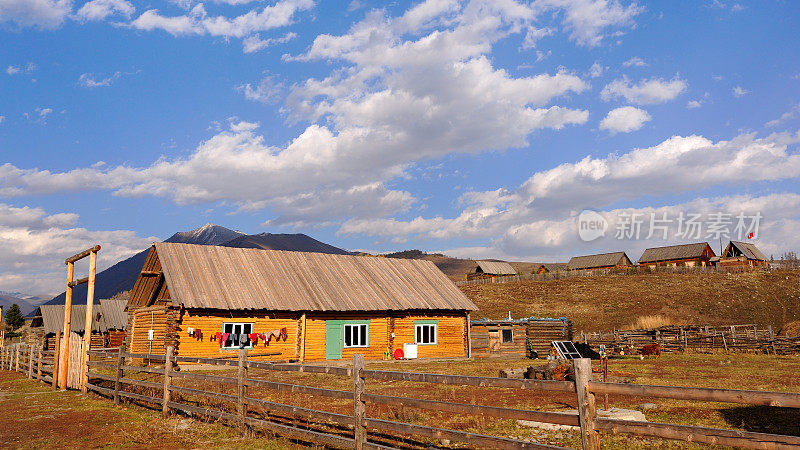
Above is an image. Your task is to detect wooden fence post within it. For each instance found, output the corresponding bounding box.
[353,354,366,450]
[15,345,19,372]
[27,345,34,379]
[37,348,42,381]
[574,358,600,450]
[237,348,247,428]
[162,345,173,418]
[52,331,61,389]
[114,346,124,406]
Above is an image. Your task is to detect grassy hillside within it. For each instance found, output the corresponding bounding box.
[459,270,800,333]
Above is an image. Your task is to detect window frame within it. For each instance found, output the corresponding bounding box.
[343,322,370,348]
[221,322,255,350]
[501,328,513,343]
[414,320,439,346]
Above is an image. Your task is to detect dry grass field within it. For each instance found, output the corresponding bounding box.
[459,270,800,332]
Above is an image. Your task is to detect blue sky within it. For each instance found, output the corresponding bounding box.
[1,0,799,295]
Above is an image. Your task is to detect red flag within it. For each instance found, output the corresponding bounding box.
[747,232,754,239]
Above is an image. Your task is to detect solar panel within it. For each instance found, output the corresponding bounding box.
[552,341,583,360]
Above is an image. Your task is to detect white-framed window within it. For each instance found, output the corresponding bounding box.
[415,323,438,345]
[343,323,369,348]
[222,322,254,349]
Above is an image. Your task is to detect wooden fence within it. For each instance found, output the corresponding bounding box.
[3,345,800,449]
[582,324,800,355]
[455,265,782,286]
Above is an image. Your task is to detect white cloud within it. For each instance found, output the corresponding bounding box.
[3,0,595,227]
[686,100,702,109]
[0,115,5,123]
[237,75,284,104]
[242,31,297,53]
[540,0,644,47]
[622,56,646,67]
[6,62,35,75]
[0,0,72,29]
[766,103,800,128]
[130,0,313,38]
[733,85,748,97]
[588,61,604,78]
[599,106,651,134]
[75,0,133,22]
[78,71,124,88]
[0,203,157,295]
[38,107,52,117]
[338,130,800,252]
[601,75,687,105]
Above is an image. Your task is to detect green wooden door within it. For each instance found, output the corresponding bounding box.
[325,321,344,360]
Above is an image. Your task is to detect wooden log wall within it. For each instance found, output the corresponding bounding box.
[177,309,298,361]
[527,320,573,357]
[470,323,527,358]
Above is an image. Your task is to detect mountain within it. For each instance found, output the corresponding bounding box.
[0,293,38,317]
[165,223,245,245]
[45,225,352,305]
[221,232,351,255]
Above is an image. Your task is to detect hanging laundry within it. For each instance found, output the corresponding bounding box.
[249,333,258,345]
[213,332,221,342]
[221,332,230,347]
[239,333,249,348]
[195,329,202,341]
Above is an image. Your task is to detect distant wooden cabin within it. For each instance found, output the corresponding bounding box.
[638,242,716,268]
[535,263,569,274]
[567,251,633,274]
[470,318,573,358]
[126,242,477,363]
[29,299,128,350]
[466,260,517,281]
[720,241,768,268]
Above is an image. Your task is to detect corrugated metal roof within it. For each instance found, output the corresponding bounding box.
[475,260,517,275]
[638,242,713,263]
[727,241,767,261]
[568,252,632,270]
[99,299,128,330]
[144,242,477,311]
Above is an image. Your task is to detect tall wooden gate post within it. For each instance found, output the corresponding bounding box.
[37,347,42,381]
[574,358,600,450]
[237,348,247,428]
[52,330,61,389]
[15,345,19,372]
[80,248,99,394]
[58,261,74,390]
[353,354,366,450]
[114,346,124,406]
[162,345,173,417]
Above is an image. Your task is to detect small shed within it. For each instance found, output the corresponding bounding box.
[29,299,128,351]
[535,263,569,274]
[638,242,715,268]
[720,241,768,268]
[126,242,477,362]
[467,260,517,281]
[568,251,633,274]
[470,317,573,358]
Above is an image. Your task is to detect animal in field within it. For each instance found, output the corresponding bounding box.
[639,343,662,358]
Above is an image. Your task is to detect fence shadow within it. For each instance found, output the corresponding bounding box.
[719,405,800,437]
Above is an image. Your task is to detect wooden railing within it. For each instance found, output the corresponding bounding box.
[3,345,800,449]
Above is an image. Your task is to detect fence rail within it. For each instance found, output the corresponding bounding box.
[3,344,800,449]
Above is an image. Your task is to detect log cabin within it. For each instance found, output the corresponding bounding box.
[125,242,477,362]
[638,242,716,268]
[567,251,633,274]
[535,263,569,274]
[470,317,573,358]
[719,241,768,268]
[466,260,517,281]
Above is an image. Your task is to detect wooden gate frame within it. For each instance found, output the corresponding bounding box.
[58,245,100,391]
